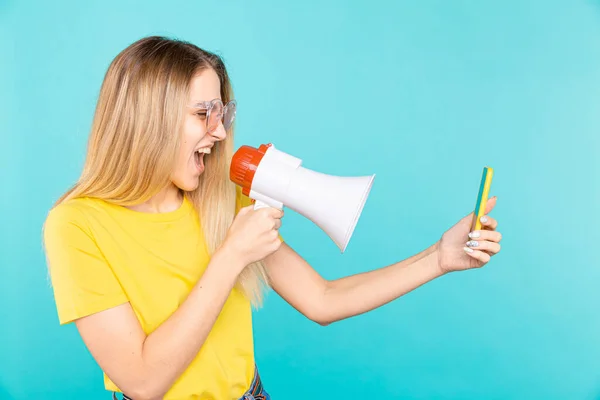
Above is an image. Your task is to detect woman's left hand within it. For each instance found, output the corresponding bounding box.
[437,196,502,273]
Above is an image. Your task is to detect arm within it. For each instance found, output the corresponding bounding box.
[75,250,243,400]
[265,198,502,326]
[264,242,442,326]
[69,203,284,400]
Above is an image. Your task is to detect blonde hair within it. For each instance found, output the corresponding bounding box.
[49,36,270,306]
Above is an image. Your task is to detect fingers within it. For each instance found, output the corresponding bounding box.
[463,247,491,263]
[270,231,283,251]
[272,209,283,230]
[254,207,284,230]
[479,214,497,230]
[468,229,502,243]
[464,197,500,265]
[270,207,284,219]
[465,239,501,255]
[255,206,283,218]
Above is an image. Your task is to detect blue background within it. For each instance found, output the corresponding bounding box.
[2,0,600,399]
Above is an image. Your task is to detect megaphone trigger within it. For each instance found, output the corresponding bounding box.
[246,190,284,210]
[245,198,271,211]
[253,199,272,210]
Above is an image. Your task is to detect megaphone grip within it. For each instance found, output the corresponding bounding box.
[253,200,271,210]
[248,192,284,210]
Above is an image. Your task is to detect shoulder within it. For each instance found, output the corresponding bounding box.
[42,199,104,266]
[44,197,109,237]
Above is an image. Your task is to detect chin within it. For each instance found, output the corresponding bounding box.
[173,177,201,192]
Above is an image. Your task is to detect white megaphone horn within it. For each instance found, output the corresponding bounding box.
[230,143,375,253]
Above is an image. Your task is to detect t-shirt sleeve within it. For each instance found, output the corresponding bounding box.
[43,204,129,325]
[235,187,284,242]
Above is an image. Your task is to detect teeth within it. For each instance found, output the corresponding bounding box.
[196,148,211,154]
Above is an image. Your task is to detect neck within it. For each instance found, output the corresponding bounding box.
[127,183,183,213]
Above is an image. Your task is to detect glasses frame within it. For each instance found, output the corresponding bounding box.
[190,98,237,133]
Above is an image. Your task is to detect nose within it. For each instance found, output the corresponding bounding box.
[208,121,227,141]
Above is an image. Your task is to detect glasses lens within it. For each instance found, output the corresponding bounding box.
[207,100,223,133]
[223,101,237,130]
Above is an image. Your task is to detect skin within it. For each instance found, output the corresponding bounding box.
[74,68,502,400]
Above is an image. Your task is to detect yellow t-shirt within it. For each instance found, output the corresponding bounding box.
[43,188,258,400]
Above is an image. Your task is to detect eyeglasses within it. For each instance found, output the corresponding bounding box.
[190,99,237,133]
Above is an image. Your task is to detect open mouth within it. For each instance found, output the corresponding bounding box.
[194,147,211,170]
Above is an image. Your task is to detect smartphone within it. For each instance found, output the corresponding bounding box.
[471,166,494,231]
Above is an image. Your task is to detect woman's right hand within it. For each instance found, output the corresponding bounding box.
[221,205,284,268]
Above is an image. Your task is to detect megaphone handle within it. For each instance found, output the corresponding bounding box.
[250,194,283,210]
[253,199,271,210]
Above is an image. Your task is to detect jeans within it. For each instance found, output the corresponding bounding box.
[112,364,270,400]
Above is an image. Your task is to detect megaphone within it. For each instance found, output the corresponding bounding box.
[230,143,375,253]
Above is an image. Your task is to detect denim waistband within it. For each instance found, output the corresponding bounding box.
[112,364,269,400]
[241,364,269,400]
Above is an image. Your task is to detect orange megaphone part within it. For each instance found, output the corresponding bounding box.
[229,143,272,196]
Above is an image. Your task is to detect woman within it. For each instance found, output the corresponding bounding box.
[43,36,502,400]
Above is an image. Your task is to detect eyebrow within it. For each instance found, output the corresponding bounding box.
[190,98,222,108]
[190,101,210,108]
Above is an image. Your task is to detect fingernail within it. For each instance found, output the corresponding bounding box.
[480,216,488,223]
[466,240,479,247]
[464,247,474,253]
[468,231,480,238]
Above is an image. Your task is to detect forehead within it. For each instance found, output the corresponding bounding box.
[188,68,221,104]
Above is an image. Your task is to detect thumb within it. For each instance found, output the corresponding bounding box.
[484,196,497,214]
[461,196,497,221]
[240,204,255,213]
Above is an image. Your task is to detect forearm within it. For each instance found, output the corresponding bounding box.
[138,250,242,398]
[322,242,443,324]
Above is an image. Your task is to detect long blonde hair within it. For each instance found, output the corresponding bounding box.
[50,36,270,306]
